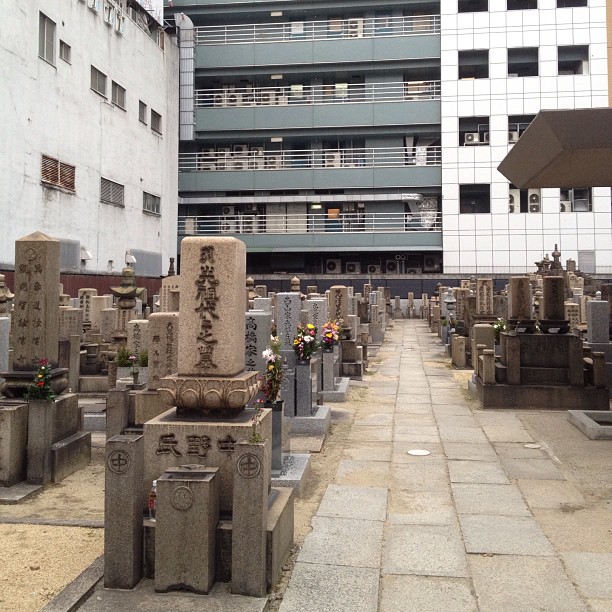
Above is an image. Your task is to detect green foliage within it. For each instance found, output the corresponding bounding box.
[26,358,56,402]
[115,346,131,367]
[138,349,148,367]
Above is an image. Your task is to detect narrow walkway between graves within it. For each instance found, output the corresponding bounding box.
[278,318,612,612]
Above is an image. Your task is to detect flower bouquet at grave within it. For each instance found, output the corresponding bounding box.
[321,320,341,350]
[492,318,507,342]
[293,323,319,362]
[259,336,284,404]
[26,358,56,402]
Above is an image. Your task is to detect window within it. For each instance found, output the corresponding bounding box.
[560,188,591,212]
[507,0,537,9]
[458,50,489,79]
[90,66,107,97]
[557,0,586,6]
[100,178,125,207]
[38,13,56,65]
[151,110,162,135]
[558,45,589,75]
[458,0,488,12]
[41,155,75,191]
[111,81,126,109]
[460,184,490,214]
[59,40,71,64]
[459,117,490,146]
[139,100,147,124]
[508,186,540,213]
[143,192,161,214]
[508,114,535,142]
[508,47,539,77]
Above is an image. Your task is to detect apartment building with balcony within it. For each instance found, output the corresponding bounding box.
[0,0,179,277]
[173,0,612,276]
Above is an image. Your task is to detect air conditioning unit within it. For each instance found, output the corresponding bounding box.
[528,189,541,213]
[367,264,381,274]
[347,17,364,38]
[233,144,249,154]
[265,154,282,169]
[222,205,235,216]
[406,267,422,274]
[183,217,197,234]
[213,93,226,107]
[325,152,341,167]
[508,131,520,143]
[216,153,229,171]
[560,200,572,213]
[249,148,265,169]
[573,198,590,212]
[244,202,257,213]
[509,188,521,214]
[385,259,399,274]
[464,132,481,145]
[345,261,361,274]
[259,90,276,105]
[423,255,442,272]
[231,157,249,170]
[220,218,237,234]
[226,92,240,106]
[325,259,341,273]
[197,149,216,171]
[88,0,102,13]
[240,215,258,233]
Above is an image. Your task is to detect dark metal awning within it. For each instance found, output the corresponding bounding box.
[497,108,612,189]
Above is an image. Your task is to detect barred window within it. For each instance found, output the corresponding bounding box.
[100,178,125,207]
[112,81,126,110]
[91,65,107,97]
[151,110,162,135]
[41,155,75,191]
[39,13,56,65]
[143,192,161,214]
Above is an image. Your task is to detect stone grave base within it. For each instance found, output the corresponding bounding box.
[131,391,167,426]
[52,431,92,482]
[0,402,28,487]
[271,453,312,494]
[143,407,272,514]
[342,362,364,380]
[567,410,612,440]
[469,377,609,410]
[0,482,42,505]
[291,405,331,437]
[78,376,109,394]
[319,377,350,403]
[143,486,294,590]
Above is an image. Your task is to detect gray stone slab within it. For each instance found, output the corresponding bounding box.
[459,514,555,556]
[279,563,379,612]
[442,442,498,462]
[439,427,489,444]
[299,516,383,568]
[562,552,612,599]
[567,410,612,440]
[434,415,479,428]
[380,575,477,612]
[394,425,440,443]
[451,483,530,516]
[516,479,586,510]
[432,404,473,416]
[395,402,434,415]
[469,555,588,612]
[448,460,509,484]
[0,482,42,505]
[79,578,267,612]
[387,490,455,526]
[392,442,445,463]
[500,457,565,480]
[336,460,391,488]
[382,523,468,578]
[482,425,533,443]
[270,453,311,495]
[316,485,388,521]
[493,442,547,459]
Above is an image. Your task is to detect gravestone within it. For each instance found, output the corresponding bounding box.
[587,300,610,344]
[78,288,98,325]
[245,311,272,374]
[59,307,83,342]
[100,308,116,342]
[508,277,532,320]
[127,320,149,357]
[329,286,349,324]
[565,302,580,330]
[253,297,272,314]
[147,313,179,391]
[91,295,113,332]
[0,317,9,373]
[305,299,327,332]
[476,279,494,315]
[160,276,181,313]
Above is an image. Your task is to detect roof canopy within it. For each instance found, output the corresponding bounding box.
[497,108,612,189]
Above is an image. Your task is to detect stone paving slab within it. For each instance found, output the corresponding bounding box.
[392,442,445,462]
[460,514,556,556]
[431,393,468,405]
[493,442,547,459]
[335,460,391,487]
[299,516,384,568]
[393,413,437,426]
[442,442,498,462]
[379,575,477,612]
[394,425,440,442]
[561,552,612,599]
[382,523,468,578]
[316,485,388,522]
[448,460,510,484]
[439,427,489,444]
[516,479,586,509]
[434,415,480,428]
[500,457,565,480]
[469,555,588,612]
[342,441,393,463]
[394,402,434,414]
[482,425,534,443]
[432,405,474,416]
[387,490,455,526]
[391,462,450,492]
[451,483,531,516]
[280,563,379,612]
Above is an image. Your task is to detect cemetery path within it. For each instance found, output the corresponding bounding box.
[277,319,612,612]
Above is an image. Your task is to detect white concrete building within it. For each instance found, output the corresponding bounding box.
[0,0,179,277]
[440,0,611,275]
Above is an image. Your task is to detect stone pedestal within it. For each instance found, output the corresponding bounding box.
[26,400,55,485]
[231,441,269,597]
[270,401,285,474]
[104,434,144,589]
[143,408,271,514]
[155,467,219,594]
[587,300,610,344]
[322,350,335,391]
[106,389,130,438]
[0,403,28,487]
[295,362,312,417]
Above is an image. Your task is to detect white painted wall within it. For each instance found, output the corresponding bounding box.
[0,1,179,275]
[440,2,611,274]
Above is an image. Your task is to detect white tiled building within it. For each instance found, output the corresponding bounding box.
[0,0,179,277]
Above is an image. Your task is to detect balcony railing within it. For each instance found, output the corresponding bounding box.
[178,212,442,235]
[179,146,442,172]
[195,81,441,108]
[195,15,440,45]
